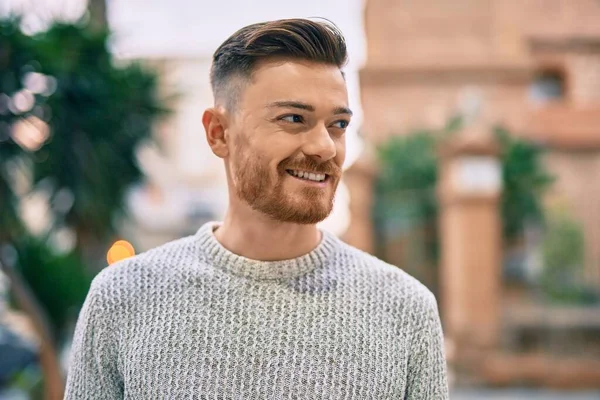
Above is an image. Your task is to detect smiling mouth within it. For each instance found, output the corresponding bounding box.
[286,169,328,183]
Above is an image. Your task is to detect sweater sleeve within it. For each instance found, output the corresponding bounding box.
[64,275,123,399]
[404,291,449,400]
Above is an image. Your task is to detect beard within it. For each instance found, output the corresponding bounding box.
[232,152,342,224]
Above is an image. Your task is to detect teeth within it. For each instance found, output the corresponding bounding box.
[289,170,326,182]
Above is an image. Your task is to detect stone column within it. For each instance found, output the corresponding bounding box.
[437,127,503,359]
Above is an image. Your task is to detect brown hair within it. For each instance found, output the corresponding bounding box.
[210,18,348,110]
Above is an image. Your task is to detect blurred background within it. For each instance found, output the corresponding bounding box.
[1,0,599,399]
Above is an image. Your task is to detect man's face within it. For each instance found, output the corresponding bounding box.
[227,59,350,224]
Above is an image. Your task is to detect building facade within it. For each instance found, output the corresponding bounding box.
[351,0,600,289]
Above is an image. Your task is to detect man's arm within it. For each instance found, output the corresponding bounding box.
[404,291,449,399]
[65,276,123,399]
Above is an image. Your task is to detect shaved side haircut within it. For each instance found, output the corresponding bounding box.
[210,18,348,112]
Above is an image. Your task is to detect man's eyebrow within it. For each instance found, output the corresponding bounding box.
[266,101,315,112]
[266,101,353,116]
[333,106,353,116]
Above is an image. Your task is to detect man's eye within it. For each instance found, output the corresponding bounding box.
[281,115,304,123]
[332,120,349,129]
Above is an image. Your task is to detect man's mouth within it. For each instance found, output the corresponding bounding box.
[286,169,328,183]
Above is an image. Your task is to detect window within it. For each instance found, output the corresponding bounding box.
[528,70,565,103]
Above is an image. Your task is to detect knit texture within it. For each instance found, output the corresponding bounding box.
[65,222,449,399]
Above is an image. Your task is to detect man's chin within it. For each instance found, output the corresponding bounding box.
[274,212,331,225]
[260,202,333,225]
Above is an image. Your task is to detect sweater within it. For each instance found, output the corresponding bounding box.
[65,222,449,399]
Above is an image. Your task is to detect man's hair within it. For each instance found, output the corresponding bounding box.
[210,18,348,110]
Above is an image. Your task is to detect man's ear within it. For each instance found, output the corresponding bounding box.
[202,107,229,158]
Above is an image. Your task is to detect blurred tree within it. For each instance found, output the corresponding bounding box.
[373,122,554,293]
[32,23,165,260]
[1,17,65,399]
[0,18,38,242]
[1,13,166,399]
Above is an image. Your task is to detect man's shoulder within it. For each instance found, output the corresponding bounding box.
[336,240,436,305]
[89,234,202,299]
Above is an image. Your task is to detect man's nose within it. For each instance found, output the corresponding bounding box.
[301,125,336,161]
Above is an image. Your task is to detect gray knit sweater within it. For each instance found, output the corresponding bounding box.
[65,222,449,399]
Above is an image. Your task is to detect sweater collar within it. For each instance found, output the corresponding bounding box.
[196,221,338,280]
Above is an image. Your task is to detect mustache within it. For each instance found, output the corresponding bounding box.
[280,157,342,177]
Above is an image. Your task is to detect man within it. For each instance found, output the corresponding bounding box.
[65,18,449,399]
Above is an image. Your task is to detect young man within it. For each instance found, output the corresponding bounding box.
[66,19,449,399]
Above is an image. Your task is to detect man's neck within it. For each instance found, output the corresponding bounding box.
[213,207,322,262]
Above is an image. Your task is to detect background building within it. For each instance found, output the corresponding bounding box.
[356,0,600,288]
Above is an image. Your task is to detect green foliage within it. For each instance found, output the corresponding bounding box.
[373,132,440,290]
[542,214,584,277]
[1,19,166,241]
[539,213,599,304]
[494,127,555,242]
[0,18,44,240]
[31,23,166,239]
[0,167,24,241]
[376,131,438,196]
[12,237,93,339]
[374,132,438,228]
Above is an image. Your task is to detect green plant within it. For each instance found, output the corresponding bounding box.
[32,23,166,246]
[540,213,599,304]
[373,132,439,290]
[11,237,92,339]
[0,17,46,242]
[495,127,554,243]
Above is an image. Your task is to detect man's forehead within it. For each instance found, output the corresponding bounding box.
[243,60,348,108]
[251,59,346,87]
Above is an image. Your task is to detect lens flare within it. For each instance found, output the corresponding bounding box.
[107,240,135,265]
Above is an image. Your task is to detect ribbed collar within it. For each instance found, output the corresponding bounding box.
[196,221,338,280]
